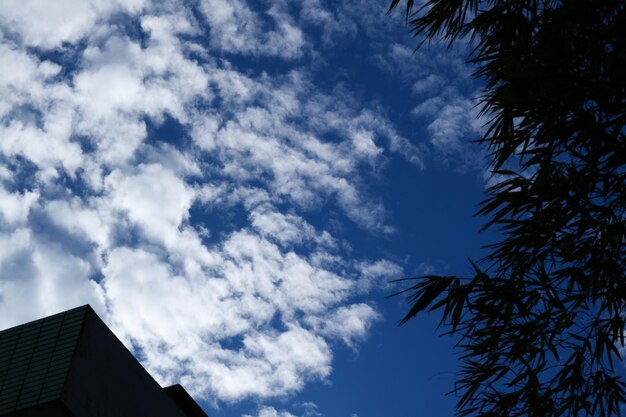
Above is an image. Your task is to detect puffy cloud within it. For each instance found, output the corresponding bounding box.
[355,259,404,292]
[73,33,208,167]
[0,0,145,49]
[192,69,420,232]
[0,115,84,181]
[244,402,322,417]
[0,43,60,118]
[101,239,339,400]
[44,198,111,248]
[0,186,38,227]
[105,164,195,245]
[250,207,336,248]
[244,406,298,417]
[0,229,105,330]
[305,303,380,347]
[0,0,420,410]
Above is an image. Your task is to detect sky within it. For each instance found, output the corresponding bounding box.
[0,1,496,416]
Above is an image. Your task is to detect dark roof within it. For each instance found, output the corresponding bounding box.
[0,305,209,417]
[165,385,209,417]
[0,306,87,415]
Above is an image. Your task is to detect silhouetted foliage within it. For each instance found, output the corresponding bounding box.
[388,1,626,416]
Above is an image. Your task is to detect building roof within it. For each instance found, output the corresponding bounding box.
[0,306,86,415]
[0,306,208,417]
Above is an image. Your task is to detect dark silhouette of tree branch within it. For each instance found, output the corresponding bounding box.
[388,1,626,416]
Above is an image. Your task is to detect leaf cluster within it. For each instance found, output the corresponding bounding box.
[388,1,626,416]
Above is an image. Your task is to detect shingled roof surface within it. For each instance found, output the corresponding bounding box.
[0,306,209,417]
[0,306,87,415]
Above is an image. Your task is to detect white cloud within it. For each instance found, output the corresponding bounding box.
[0,112,84,181]
[412,74,444,95]
[306,303,380,347]
[192,69,419,232]
[250,207,336,248]
[73,34,208,167]
[44,198,111,248]
[298,402,322,417]
[299,0,358,46]
[408,80,488,170]
[427,100,475,154]
[0,186,38,227]
[0,0,425,411]
[422,97,488,170]
[0,228,31,267]
[355,259,404,292]
[0,230,105,330]
[0,0,145,49]
[244,406,298,417]
[105,163,195,246]
[0,43,57,117]
[198,0,304,58]
[101,240,340,400]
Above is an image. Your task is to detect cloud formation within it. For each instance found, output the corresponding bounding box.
[0,0,415,408]
[0,1,488,415]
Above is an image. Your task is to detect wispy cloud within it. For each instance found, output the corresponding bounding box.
[198,0,305,58]
[0,1,491,415]
[0,0,415,408]
[244,406,299,417]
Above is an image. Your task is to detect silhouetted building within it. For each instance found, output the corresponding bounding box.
[0,305,208,417]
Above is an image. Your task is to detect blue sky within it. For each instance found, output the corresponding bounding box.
[0,1,496,416]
